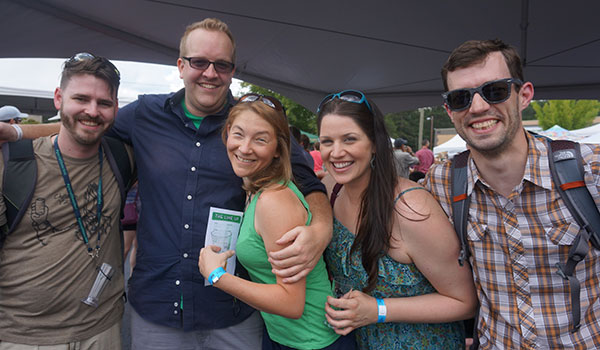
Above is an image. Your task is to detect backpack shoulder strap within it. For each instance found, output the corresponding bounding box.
[547,138,600,331]
[101,136,135,212]
[2,140,37,236]
[450,150,471,266]
[330,183,343,208]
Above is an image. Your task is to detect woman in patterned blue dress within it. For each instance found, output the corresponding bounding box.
[316,91,478,349]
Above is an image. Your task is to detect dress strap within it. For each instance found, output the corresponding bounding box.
[394,186,426,204]
[330,183,343,208]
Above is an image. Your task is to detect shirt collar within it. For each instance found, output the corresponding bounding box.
[164,88,235,119]
[465,129,554,195]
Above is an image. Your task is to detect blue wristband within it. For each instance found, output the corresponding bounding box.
[208,267,227,285]
[376,298,387,323]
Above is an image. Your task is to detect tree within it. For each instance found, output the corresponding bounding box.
[532,100,600,130]
[239,82,317,134]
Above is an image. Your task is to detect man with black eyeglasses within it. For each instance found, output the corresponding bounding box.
[0,54,133,349]
[423,39,600,349]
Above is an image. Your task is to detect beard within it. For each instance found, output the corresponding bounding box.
[457,103,522,158]
[60,108,113,146]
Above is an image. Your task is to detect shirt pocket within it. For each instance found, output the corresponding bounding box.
[544,222,579,246]
[466,221,488,242]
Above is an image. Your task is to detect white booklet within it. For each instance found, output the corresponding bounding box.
[204,206,243,286]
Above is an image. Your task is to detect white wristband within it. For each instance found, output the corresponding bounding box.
[11,124,23,141]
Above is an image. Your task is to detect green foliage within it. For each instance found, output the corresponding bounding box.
[532,100,600,130]
[239,82,317,134]
[20,118,39,124]
[384,106,454,149]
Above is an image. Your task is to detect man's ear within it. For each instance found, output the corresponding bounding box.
[444,103,455,123]
[53,87,63,110]
[518,82,534,111]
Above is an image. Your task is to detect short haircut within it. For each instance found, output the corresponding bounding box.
[180,18,236,62]
[60,55,120,98]
[222,99,292,193]
[441,39,523,91]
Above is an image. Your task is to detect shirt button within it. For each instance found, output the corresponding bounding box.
[187,195,192,200]
[191,166,197,172]
[174,310,178,315]
[184,224,190,229]
[196,142,201,147]
[183,253,189,258]
[175,280,180,286]
[174,302,179,307]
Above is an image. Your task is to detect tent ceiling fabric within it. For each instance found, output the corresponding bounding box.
[2,0,599,113]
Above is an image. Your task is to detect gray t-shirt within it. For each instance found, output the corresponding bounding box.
[393,150,419,178]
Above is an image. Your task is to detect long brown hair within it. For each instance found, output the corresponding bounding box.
[317,97,398,292]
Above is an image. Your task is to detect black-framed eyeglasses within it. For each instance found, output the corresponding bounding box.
[442,78,523,112]
[317,89,373,114]
[66,52,121,79]
[239,93,284,111]
[182,57,235,74]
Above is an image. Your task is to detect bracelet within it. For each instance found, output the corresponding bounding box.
[11,124,23,141]
[208,267,227,285]
[376,298,387,323]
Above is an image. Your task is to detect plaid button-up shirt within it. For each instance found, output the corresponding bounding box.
[423,131,600,349]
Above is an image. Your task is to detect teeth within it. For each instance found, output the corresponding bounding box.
[332,162,352,169]
[471,120,498,130]
[80,120,99,126]
[200,83,217,89]
[236,155,254,163]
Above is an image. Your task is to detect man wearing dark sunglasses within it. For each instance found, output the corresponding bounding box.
[423,39,600,349]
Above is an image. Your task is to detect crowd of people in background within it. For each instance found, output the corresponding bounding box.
[1,16,599,350]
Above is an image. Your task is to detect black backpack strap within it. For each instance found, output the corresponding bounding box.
[547,139,600,331]
[101,136,135,214]
[2,140,37,238]
[330,183,343,208]
[451,150,471,267]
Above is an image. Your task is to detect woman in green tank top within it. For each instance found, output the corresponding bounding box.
[198,94,355,350]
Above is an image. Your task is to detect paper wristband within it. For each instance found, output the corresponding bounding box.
[376,298,386,323]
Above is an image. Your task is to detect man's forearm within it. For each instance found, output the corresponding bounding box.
[305,191,333,252]
[21,123,61,139]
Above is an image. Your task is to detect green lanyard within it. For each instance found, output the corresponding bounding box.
[53,137,104,258]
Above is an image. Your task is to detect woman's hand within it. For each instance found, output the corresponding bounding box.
[324,290,379,335]
[198,245,235,278]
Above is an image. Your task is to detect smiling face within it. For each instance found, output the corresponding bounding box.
[226,110,279,180]
[319,113,375,187]
[177,28,235,117]
[445,52,532,157]
[54,73,117,157]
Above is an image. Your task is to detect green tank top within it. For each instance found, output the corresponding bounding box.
[236,181,339,349]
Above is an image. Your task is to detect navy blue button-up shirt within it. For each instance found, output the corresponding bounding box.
[108,89,325,331]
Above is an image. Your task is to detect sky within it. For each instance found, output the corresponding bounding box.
[0,58,244,106]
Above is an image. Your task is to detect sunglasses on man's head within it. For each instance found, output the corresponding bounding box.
[66,52,121,79]
[239,93,284,111]
[317,89,373,114]
[182,57,235,74]
[442,78,523,112]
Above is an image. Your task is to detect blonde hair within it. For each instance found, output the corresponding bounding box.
[179,18,236,61]
[222,101,292,193]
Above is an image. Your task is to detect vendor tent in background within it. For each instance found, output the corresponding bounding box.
[1,0,599,113]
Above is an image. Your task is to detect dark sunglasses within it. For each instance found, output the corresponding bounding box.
[238,93,284,111]
[182,57,235,74]
[317,89,373,114]
[442,78,523,111]
[66,52,121,79]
